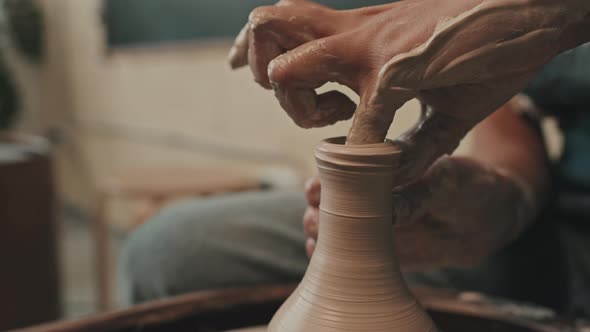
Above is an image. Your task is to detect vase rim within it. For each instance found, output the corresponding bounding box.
[317,137,401,156]
[321,136,398,149]
[315,137,401,170]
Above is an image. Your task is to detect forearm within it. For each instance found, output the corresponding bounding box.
[559,12,590,53]
[463,96,549,233]
[560,0,590,17]
[482,0,590,54]
[529,0,590,52]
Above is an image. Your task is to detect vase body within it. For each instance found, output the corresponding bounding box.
[268,137,436,332]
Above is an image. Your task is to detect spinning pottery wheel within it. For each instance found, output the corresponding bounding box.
[15,284,583,332]
[227,288,575,332]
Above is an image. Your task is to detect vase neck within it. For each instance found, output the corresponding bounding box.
[311,138,402,281]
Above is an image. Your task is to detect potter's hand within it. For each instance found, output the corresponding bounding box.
[391,156,534,270]
[303,156,534,268]
[231,0,590,181]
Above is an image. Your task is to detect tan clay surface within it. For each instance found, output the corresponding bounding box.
[267,138,437,331]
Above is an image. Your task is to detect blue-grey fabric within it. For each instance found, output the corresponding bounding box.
[526,44,590,117]
[119,191,309,303]
[104,0,391,47]
[526,43,590,188]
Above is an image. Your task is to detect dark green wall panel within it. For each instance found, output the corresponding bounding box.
[103,0,391,47]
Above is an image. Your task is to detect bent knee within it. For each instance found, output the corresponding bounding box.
[119,191,307,303]
[119,199,230,303]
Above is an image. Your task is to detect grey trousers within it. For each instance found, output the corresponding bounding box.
[119,190,571,313]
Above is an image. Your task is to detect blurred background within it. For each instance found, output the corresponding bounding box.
[0,0,563,330]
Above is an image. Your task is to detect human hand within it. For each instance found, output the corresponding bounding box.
[391,156,535,270]
[231,0,588,182]
[303,155,534,269]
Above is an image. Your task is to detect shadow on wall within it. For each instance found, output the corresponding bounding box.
[102,0,392,48]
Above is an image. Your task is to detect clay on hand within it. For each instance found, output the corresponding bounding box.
[230,0,590,181]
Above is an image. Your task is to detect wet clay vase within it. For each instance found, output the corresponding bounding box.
[268,138,437,331]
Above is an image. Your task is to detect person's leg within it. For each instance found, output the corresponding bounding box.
[119,190,309,304]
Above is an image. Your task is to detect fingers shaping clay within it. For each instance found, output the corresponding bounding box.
[269,137,437,332]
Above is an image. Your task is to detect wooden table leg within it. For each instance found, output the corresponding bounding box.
[94,192,112,311]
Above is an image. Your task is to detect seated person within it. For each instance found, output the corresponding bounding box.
[120,0,590,318]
